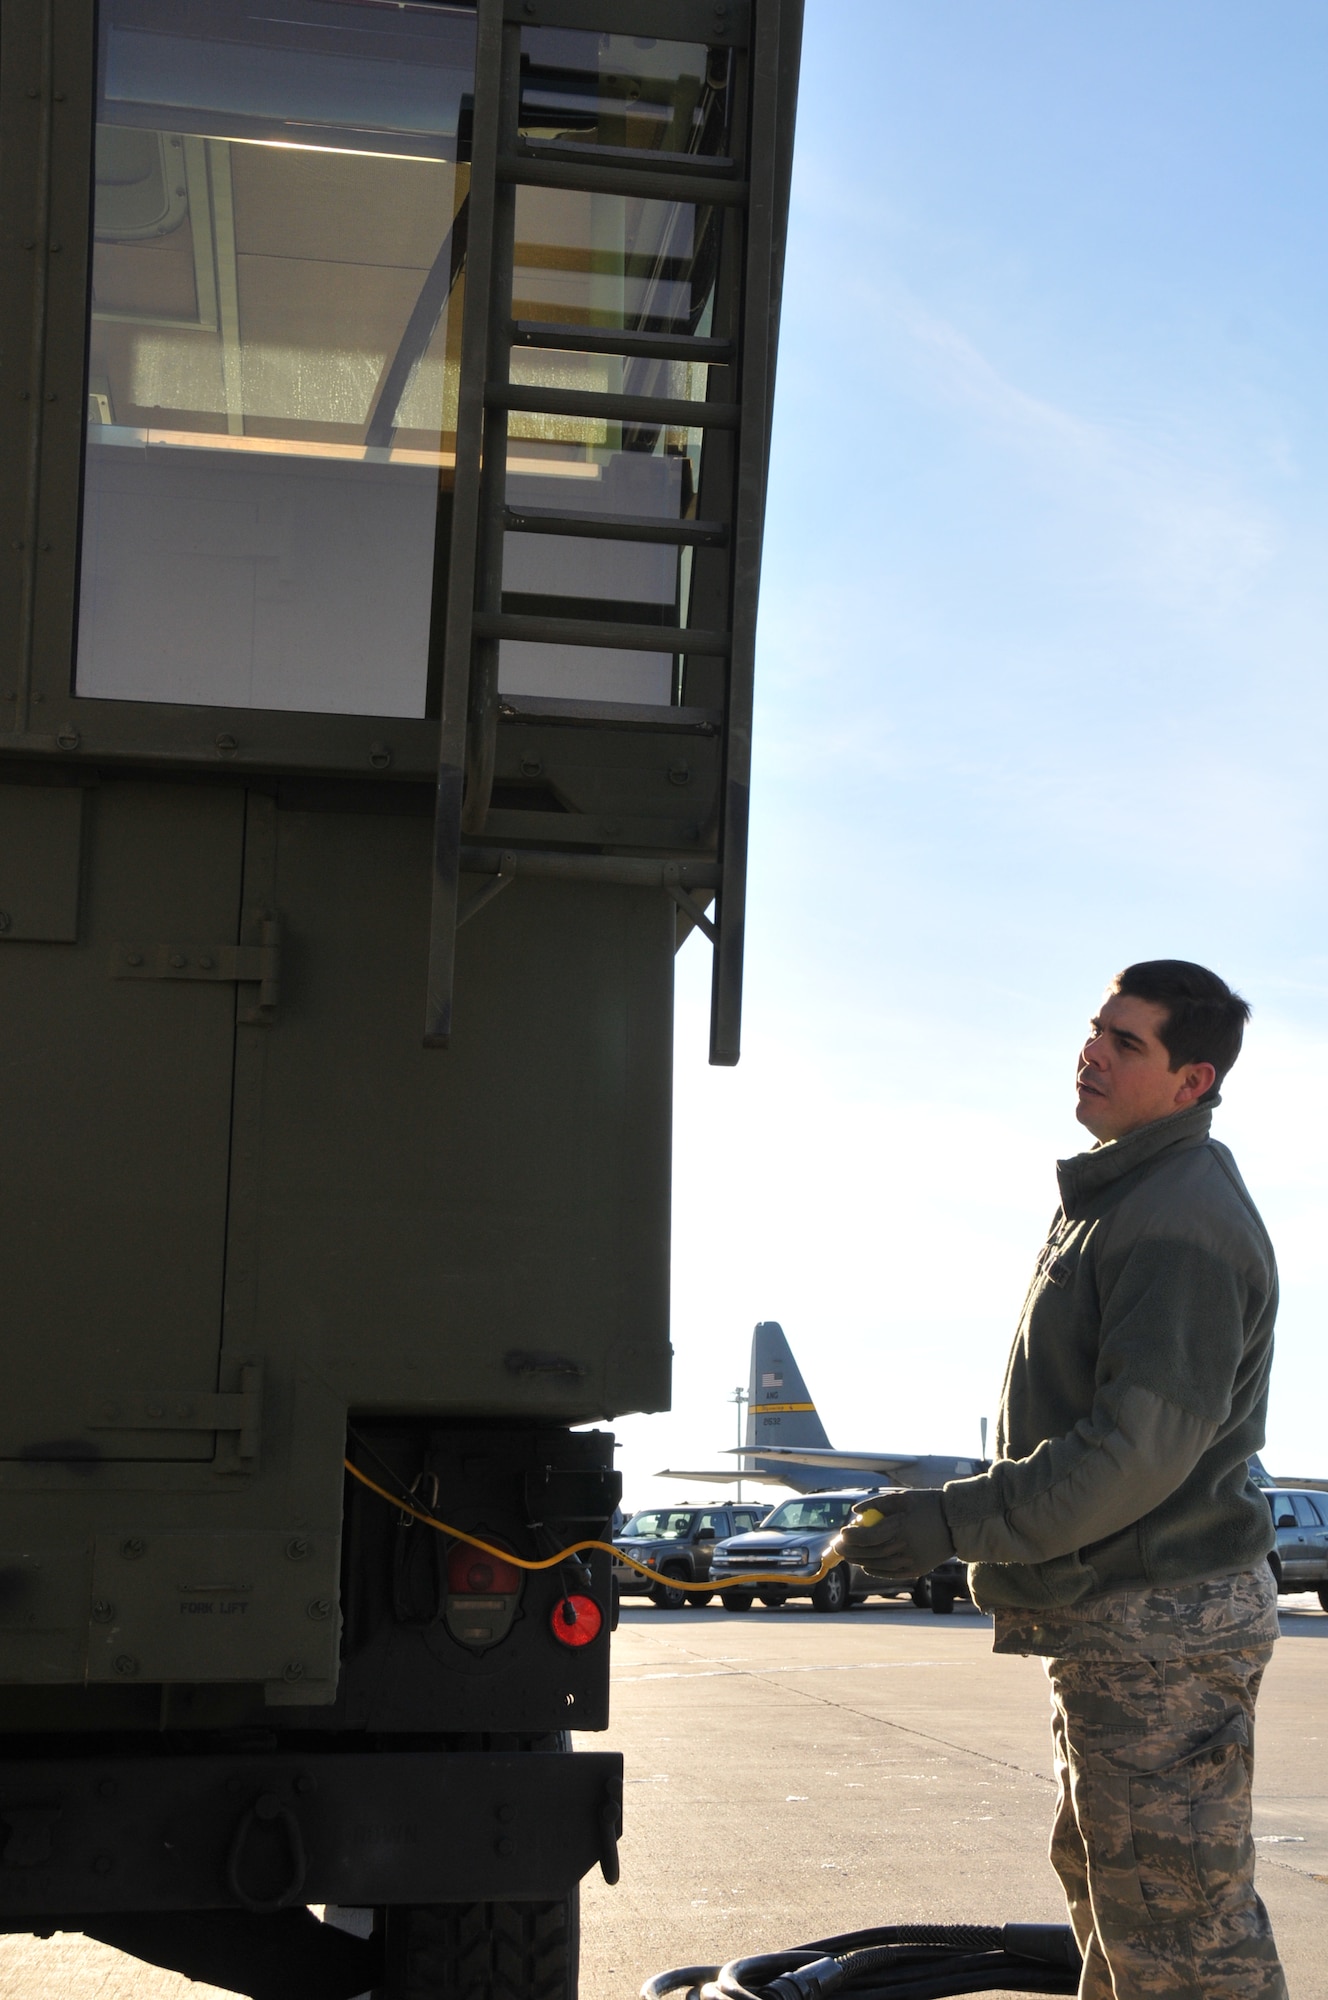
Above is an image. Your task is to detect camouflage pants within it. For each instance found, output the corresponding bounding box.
[1045,1647,1286,2000]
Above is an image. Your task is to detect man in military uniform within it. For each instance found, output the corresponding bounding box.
[841,960,1284,1999]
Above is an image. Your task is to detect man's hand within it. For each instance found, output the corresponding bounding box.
[838,1490,955,1578]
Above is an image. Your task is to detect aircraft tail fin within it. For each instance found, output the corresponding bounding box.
[746,1322,831,1454]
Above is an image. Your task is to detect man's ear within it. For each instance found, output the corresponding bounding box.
[1175,1062,1217,1107]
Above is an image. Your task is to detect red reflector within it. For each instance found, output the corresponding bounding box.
[447,1544,522,1595]
[550,1594,603,1648]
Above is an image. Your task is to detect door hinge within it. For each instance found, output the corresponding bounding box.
[110,915,280,1019]
[88,1364,262,1461]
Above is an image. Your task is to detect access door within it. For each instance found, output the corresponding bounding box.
[0,778,245,1461]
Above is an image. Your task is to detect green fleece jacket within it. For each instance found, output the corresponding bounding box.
[941,1100,1277,1609]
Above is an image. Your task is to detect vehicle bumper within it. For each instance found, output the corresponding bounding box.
[710,1569,818,1590]
[0,1747,623,1916]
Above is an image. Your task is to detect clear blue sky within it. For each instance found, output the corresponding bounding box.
[613,0,1328,1509]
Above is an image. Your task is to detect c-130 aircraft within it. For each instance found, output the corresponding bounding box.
[659,1322,987,1493]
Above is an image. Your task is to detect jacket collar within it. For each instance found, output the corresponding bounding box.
[1056,1097,1217,1218]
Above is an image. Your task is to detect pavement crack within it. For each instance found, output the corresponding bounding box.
[729,1666,1057,1790]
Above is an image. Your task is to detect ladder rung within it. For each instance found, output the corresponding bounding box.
[460,843,722,888]
[502,507,728,548]
[497,694,722,734]
[516,138,740,179]
[490,384,738,429]
[512,321,735,365]
[497,154,749,208]
[473,612,729,656]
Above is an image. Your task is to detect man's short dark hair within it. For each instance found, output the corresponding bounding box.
[1112,960,1251,1092]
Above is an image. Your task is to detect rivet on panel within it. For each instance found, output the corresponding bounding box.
[113,1654,138,1676]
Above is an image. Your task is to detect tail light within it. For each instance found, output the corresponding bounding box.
[447,1547,521,1595]
[444,1540,522,1652]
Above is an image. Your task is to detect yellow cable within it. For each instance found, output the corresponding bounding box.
[344,1458,839,1592]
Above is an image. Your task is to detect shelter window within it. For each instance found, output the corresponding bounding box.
[75,0,476,717]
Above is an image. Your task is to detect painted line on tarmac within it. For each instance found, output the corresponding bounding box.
[614,1661,950,1682]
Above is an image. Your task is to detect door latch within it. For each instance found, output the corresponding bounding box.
[111,915,280,1019]
[88,1363,262,1460]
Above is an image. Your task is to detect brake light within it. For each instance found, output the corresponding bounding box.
[444,1538,523,1652]
[550,1594,603,1648]
[447,1545,521,1595]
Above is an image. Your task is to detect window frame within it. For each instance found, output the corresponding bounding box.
[0,0,472,780]
[1,0,767,787]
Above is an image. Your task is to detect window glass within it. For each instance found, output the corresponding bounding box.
[76,0,475,716]
[762,1498,859,1532]
[622,1509,696,1540]
[1292,1493,1323,1528]
[518,29,732,159]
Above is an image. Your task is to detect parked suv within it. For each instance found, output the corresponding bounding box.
[709,1489,943,1614]
[614,1504,770,1608]
[1266,1488,1328,1608]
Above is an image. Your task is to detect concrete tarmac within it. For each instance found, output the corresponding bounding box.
[577,1592,1328,2000]
[1,1592,1324,1997]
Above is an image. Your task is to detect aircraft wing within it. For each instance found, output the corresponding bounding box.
[726,1446,984,1483]
[654,1466,795,1487]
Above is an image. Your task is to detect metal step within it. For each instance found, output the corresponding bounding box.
[501,506,728,548]
[472,611,729,655]
[511,321,735,365]
[489,384,738,428]
[497,154,748,206]
[514,138,739,179]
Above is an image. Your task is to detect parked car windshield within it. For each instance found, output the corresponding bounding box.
[622,1509,697,1540]
[762,1498,862,1532]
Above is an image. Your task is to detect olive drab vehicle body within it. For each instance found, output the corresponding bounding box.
[0,0,801,1988]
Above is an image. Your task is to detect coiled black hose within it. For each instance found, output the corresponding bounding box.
[641,1921,1081,2000]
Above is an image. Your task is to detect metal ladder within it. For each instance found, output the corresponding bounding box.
[424,0,801,1064]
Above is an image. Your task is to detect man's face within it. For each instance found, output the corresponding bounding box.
[1075,990,1217,1142]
